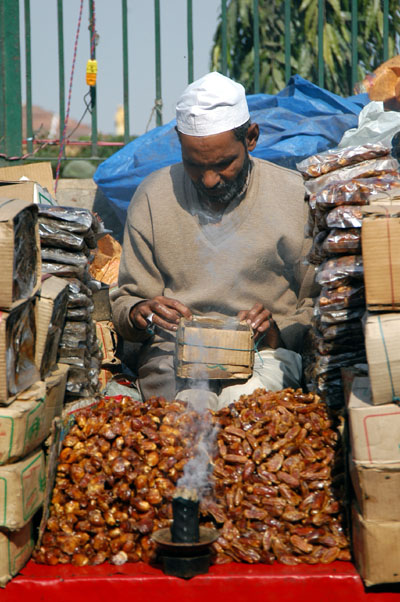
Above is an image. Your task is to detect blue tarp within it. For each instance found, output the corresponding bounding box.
[94,75,369,228]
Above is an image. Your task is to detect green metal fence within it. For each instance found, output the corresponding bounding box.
[0,0,396,169]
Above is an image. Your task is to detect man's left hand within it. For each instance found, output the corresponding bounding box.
[237,303,283,349]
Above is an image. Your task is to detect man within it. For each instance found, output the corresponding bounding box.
[111,72,316,407]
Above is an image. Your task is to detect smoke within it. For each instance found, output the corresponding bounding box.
[175,402,219,497]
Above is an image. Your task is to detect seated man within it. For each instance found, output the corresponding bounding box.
[111,72,316,408]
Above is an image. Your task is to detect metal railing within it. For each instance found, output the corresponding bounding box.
[0,0,395,168]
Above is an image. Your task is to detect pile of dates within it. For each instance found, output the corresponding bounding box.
[33,388,350,566]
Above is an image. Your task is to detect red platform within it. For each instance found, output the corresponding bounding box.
[3,560,400,601]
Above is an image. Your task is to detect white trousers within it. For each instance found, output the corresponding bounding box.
[178,347,302,412]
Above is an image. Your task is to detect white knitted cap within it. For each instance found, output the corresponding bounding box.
[176,72,250,136]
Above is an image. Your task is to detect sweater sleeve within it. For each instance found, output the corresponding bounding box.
[110,188,165,342]
[275,200,319,353]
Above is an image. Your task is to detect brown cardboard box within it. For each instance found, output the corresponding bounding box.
[0,161,53,193]
[348,376,400,463]
[362,208,400,310]
[349,454,400,520]
[0,448,45,530]
[364,312,400,404]
[0,381,46,465]
[0,297,39,404]
[175,315,254,380]
[0,161,56,206]
[42,364,69,432]
[352,503,400,586]
[0,520,35,587]
[35,276,69,378]
[0,364,69,464]
[0,199,41,310]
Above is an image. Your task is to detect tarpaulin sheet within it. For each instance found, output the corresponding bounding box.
[3,560,400,602]
[94,75,369,228]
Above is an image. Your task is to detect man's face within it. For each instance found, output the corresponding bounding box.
[179,129,250,206]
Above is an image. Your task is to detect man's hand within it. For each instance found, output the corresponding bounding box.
[130,296,192,332]
[237,303,283,349]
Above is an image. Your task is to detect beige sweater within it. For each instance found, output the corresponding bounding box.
[111,157,316,399]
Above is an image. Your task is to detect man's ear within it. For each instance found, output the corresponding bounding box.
[246,123,259,152]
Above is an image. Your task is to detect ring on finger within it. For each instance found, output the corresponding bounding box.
[146,312,155,325]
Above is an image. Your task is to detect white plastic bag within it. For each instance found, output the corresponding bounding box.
[338,101,400,149]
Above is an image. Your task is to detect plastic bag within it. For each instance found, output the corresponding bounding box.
[314,172,400,209]
[316,255,363,288]
[13,207,38,301]
[304,156,399,195]
[296,142,389,179]
[41,261,88,281]
[326,205,364,229]
[41,246,90,268]
[338,101,400,149]
[314,304,365,325]
[313,317,363,340]
[322,227,361,255]
[317,283,365,311]
[39,221,87,252]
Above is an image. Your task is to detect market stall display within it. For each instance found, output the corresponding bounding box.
[298,143,400,407]
[38,205,104,400]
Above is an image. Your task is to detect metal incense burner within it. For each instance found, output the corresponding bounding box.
[152,487,219,579]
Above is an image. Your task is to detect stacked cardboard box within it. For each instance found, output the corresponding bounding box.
[0,169,69,587]
[296,143,400,407]
[347,376,400,586]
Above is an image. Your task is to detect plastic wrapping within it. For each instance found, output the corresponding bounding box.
[304,157,399,195]
[325,205,364,229]
[314,305,365,325]
[313,318,363,340]
[66,278,93,299]
[322,228,361,255]
[38,221,87,252]
[296,142,390,179]
[60,321,91,348]
[307,350,367,378]
[311,330,364,355]
[313,172,400,210]
[316,255,364,288]
[41,247,90,268]
[317,284,365,311]
[58,347,91,369]
[66,304,94,321]
[40,286,69,377]
[38,206,94,233]
[41,261,88,281]
[5,299,38,396]
[13,207,38,301]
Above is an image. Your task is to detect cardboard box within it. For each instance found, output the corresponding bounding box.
[362,208,400,310]
[0,297,39,404]
[0,448,45,530]
[0,381,46,465]
[0,161,56,206]
[35,276,69,378]
[364,312,400,404]
[0,520,35,587]
[352,503,400,586]
[349,454,400,520]
[0,199,41,310]
[0,366,67,466]
[175,315,254,380]
[96,320,119,365]
[42,363,69,432]
[348,376,400,463]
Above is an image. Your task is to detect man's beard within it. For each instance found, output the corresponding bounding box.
[194,152,251,205]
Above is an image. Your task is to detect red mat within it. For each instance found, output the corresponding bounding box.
[3,560,400,601]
